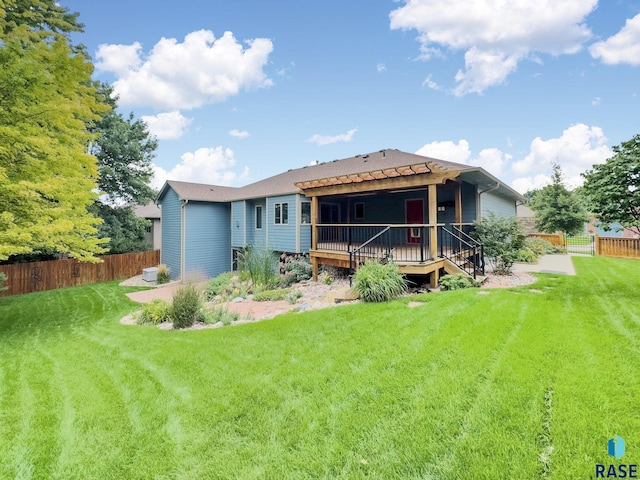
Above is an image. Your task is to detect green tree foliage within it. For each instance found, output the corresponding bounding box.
[472,213,526,275]
[0,0,107,262]
[529,164,588,236]
[582,134,640,231]
[89,83,158,253]
[90,83,157,206]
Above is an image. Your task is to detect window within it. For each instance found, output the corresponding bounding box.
[255,205,263,229]
[145,226,152,233]
[354,202,365,220]
[301,202,311,224]
[275,202,288,225]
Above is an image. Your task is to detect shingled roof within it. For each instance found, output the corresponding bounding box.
[158,149,525,203]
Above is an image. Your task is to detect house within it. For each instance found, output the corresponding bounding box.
[134,203,162,250]
[157,149,526,286]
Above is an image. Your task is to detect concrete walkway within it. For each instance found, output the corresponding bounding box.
[512,254,577,276]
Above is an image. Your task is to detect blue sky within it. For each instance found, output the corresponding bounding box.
[63,0,640,193]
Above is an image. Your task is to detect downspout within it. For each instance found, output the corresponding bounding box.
[477,182,500,220]
[181,199,189,283]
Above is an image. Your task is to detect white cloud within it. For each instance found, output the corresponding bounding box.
[415,139,471,163]
[96,30,274,110]
[390,0,596,95]
[474,148,511,177]
[422,74,442,91]
[229,129,250,139]
[590,14,640,66]
[307,128,358,146]
[141,111,192,140]
[151,147,249,189]
[416,140,509,176]
[511,123,612,189]
[377,63,387,72]
[592,97,602,106]
[95,42,143,77]
[511,174,555,194]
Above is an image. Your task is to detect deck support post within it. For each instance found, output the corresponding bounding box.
[428,185,438,260]
[430,268,440,289]
[311,196,319,280]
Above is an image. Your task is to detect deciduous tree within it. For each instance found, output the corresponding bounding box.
[529,164,588,236]
[582,134,640,231]
[0,0,107,262]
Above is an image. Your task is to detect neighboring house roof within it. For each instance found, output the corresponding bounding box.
[133,203,161,219]
[157,149,527,203]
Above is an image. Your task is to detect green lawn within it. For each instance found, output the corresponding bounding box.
[0,256,639,479]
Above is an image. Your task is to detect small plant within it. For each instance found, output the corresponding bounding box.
[238,246,278,289]
[203,272,234,300]
[285,290,303,304]
[320,271,333,285]
[352,260,407,302]
[201,304,239,326]
[439,274,478,291]
[524,237,555,256]
[136,299,172,325]
[253,288,291,302]
[171,284,203,329]
[156,264,171,284]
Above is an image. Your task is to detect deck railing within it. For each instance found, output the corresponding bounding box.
[438,227,483,278]
[316,224,435,264]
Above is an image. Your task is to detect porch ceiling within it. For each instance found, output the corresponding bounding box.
[295,161,459,196]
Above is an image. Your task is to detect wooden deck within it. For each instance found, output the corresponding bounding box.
[311,243,472,287]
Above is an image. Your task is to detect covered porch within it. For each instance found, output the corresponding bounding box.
[295,160,483,287]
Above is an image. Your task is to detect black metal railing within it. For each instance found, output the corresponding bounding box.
[451,224,485,275]
[438,226,484,278]
[316,224,435,275]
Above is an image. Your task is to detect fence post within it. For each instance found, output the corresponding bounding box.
[594,232,600,256]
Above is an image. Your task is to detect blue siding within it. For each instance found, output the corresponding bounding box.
[246,199,267,248]
[185,202,231,279]
[267,195,298,252]
[481,191,516,218]
[231,201,245,248]
[461,181,477,223]
[158,187,182,280]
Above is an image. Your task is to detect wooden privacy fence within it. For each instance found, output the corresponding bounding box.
[597,237,640,259]
[528,232,564,246]
[0,250,160,297]
[527,233,640,260]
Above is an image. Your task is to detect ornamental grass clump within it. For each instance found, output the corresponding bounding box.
[171,284,203,329]
[238,246,278,289]
[156,264,171,284]
[353,260,407,302]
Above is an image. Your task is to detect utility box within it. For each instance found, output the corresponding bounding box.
[142,267,158,282]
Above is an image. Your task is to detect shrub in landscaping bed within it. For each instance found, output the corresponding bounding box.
[171,284,203,329]
[439,273,479,291]
[353,260,407,302]
[253,288,291,302]
[203,272,234,300]
[279,253,312,286]
[136,299,172,325]
[201,304,240,326]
